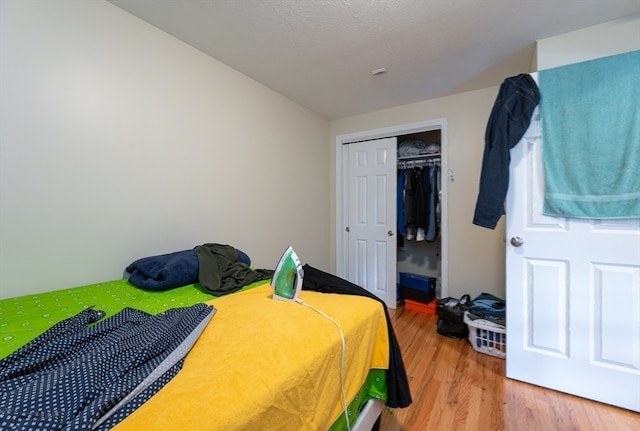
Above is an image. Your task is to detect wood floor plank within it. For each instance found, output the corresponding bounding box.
[379,306,640,430]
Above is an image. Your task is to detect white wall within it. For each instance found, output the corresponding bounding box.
[0,0,329,298]
[537,14,640,69]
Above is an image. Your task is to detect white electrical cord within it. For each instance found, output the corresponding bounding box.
[295,298,351,431]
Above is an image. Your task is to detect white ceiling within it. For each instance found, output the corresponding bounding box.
[107,0,639,120]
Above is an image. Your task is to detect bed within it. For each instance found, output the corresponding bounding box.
[0,262,411,430]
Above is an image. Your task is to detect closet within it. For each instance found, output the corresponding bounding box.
[336,118,448,309]
[396,130,442,299]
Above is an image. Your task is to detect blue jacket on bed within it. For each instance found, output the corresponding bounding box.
[125,245,252,291]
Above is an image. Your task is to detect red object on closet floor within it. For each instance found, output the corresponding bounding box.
[404,299,436,315]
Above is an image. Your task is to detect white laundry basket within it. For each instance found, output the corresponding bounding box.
[463,311,506,359]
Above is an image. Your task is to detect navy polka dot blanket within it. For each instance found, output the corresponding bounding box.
[0,303,215,431]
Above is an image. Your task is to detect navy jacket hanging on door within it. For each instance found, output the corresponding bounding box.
[473,74,539,229]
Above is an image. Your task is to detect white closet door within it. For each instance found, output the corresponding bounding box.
[345,138,397,309]
[505,109,640,412]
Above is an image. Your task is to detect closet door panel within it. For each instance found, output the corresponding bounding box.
[346,138,397,308]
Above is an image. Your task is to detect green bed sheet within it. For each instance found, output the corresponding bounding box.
[0,279,226,357]
[0,278,387,431]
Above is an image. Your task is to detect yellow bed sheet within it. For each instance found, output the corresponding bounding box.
[113,284,389,431]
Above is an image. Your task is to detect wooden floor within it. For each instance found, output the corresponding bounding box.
[378,306,640,431]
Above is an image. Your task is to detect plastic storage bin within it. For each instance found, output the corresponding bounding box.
[398,272,436,304]
[463,311,506,359]
[404,298,437,315]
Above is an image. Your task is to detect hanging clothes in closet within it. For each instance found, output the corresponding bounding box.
[397,140,441,245]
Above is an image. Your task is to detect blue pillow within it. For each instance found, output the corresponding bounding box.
[236,249,251,266]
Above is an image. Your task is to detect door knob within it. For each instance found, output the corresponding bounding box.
[510,236,524,247]
[388,230,394,237]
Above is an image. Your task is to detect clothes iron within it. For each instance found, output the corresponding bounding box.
[271,246,303,301]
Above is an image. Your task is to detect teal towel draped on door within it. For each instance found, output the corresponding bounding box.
[539,50,640,219]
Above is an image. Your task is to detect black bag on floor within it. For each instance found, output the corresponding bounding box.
[436,294,471,339]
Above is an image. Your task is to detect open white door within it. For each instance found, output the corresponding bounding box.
[345,138,397,309]
[505,108,640,412]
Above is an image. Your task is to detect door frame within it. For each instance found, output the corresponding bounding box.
[335,118,449,299]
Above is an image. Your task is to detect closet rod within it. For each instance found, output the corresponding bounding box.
[397,158,440,169]
[397,152,441,161]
